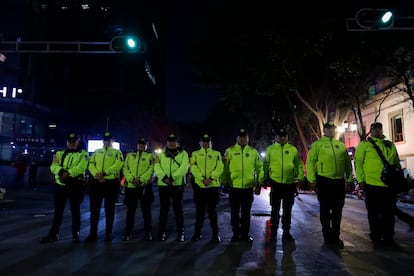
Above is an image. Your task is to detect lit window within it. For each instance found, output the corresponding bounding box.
[390,113,404,143]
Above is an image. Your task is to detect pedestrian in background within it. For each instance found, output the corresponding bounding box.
[306,121,353,248]
[12,157,27,188]
[28,161,38,190]
[40,132,88,244]
[190,134,224,243]
[154,133,189,242]
[85,131,124,242]
[355,122,403,248]
[121,137,154,241]
[264,128,304,243]
[222,128,264,243]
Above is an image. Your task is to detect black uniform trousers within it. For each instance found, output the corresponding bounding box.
[364,184,396,243]
[158,185,184,234]
[48,181,85,237]
[193,186,220,236]
[88,178,120,236]
[124,184,154,235]
[229,187,254,238]
[269,181,296,235]
[316,175,345,242]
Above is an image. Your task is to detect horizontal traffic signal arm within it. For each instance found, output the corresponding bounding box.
[346,8,414,31]
[0,40,147,54]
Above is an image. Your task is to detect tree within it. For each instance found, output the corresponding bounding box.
[191,2,414,157]
[191,6,356,157]
[391,47,414,109]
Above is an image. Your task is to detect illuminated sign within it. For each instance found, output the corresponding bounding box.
[16,137,46,143]
[0,87,23,98]
[87,140,120,153]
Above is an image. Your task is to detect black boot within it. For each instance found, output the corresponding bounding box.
[72,232,80,244]
[84,233,98,243]
[211,234,221,243]
[191,233,202,242]
[191,227,202,242]
[159,231,167,241]
[145,232,153,241]
[104,232,113,242]
[40,234,59,244]
[176,229,185,242]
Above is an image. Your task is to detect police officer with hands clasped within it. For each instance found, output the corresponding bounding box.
[154,133,189,242]
[264,128,304,243]
[40,132,89,244]
[190,134,224,243]
[121,137,154,242]
[222,128,264,243]
[85,131,124,242]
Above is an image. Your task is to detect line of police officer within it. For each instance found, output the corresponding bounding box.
[40,124,355,247]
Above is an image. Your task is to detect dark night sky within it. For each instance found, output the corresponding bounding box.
[164,1,220,124]
[2,0,413,127]
[163,0,414,124]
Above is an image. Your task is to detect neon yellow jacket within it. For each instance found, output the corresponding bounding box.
[88,146,124,180]
[355,136,400,187]
[190,147,224,188]
[306,136,353,183]
[154,148,189,186]
[50,149,89,186]
[264,142,304,184]
[123,150,154,188]
[222,143,264,188]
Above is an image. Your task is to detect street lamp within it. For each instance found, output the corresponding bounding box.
[338,121,358,148]
[350,122,357,132]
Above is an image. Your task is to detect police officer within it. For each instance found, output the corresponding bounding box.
[306,121,353,248]
[85,131,124,242]
[190,134,224,243]
[40,132,89,244]
[154,133,189,242]
[222,128,264,243]
[355,122,402,248]
[264,128,304,243]
[121,137,154,241]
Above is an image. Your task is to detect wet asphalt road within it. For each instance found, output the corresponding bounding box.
[1,184,414,275]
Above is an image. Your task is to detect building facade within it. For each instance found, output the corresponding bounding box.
[361,84,414,177]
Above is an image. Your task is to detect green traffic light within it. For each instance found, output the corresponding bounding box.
[381,11,393,24]
[126,37,137,49]
[355,8,395,30]
[110,36,141,53]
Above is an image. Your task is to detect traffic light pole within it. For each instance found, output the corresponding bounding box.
[347,16,414,31]
[0,40,147,54]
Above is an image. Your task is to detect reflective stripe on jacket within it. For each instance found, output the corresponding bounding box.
[154,148,189,186]
[123,151,154,188]
[222,143,264,188]
[264,142,304,184]
[190,147,224,188]
[50,149,89,186]
[88,146,124,180]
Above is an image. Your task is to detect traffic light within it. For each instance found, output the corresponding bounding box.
[110,36,141,53]
[355,8,395,30]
